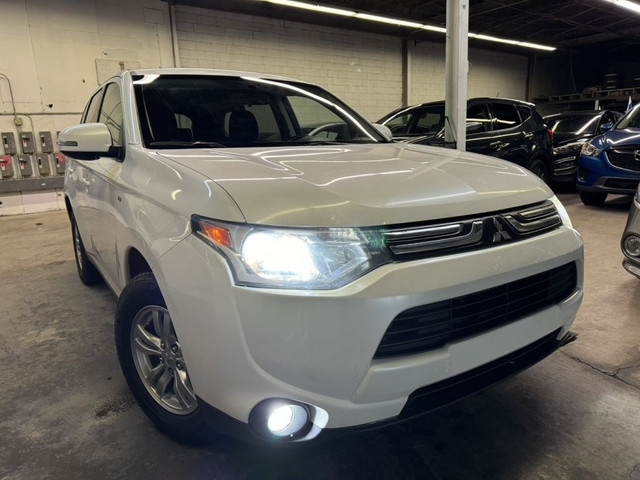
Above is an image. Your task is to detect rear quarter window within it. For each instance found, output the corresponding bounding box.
[491,103,522,130]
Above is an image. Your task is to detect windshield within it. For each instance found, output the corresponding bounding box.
[547,115,600,135]
[132,74,385,148]
[616,105,640,130]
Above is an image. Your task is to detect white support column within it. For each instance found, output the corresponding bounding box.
[444,0,469,151]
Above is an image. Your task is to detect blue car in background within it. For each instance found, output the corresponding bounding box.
[577,103,640,205]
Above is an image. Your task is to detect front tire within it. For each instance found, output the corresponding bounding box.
[580,191,607,206]
[115,273,217,444]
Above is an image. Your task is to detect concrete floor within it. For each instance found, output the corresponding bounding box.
[1,193,639,480]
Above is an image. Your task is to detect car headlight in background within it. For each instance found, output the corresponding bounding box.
[580,142,602,157]
[553,141,584,156]
[192,216,391,289]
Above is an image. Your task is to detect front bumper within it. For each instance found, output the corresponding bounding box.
[577,153,640,194]
[552,153,578,182]
[153,225,583,441]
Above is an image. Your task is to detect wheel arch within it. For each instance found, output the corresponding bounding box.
[126,247,153,281]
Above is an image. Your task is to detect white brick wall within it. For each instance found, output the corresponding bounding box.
[409,41,529,106]
[174,6,404,121]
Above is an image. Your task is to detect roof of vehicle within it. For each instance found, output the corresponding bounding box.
[401,97,536,109]
[115,68,307,84]
[543,110,618,119]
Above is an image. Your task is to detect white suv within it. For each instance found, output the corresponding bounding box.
[60,69,583,444]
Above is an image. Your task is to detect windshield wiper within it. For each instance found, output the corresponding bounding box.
[149,141,225,148]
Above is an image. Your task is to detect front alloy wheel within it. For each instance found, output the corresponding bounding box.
[115,273,217,444]
[131,305,197,415]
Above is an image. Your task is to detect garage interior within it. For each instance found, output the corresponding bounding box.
[1,1,640,478]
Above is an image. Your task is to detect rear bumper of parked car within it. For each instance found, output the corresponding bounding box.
[578,153,640,194]
[153,227,584,442]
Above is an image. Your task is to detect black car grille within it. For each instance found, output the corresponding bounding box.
[382,200,561,260]
[607,145,640,172]
[374,262,577,359]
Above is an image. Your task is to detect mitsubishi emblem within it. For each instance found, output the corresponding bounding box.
[492,217,512,243]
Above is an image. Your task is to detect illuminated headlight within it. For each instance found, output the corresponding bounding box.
[192,216,391,289]
[553,141,584,156]
[580,142,602,157]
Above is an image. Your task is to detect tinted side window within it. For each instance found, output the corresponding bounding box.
[384,113,411,134]
[82,90,103,123]
[517,105,532,121]
[99,83,123,146]
[491,103,521,130]
[466,103,491,132]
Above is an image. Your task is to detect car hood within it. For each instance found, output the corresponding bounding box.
[594,128,640,150]
[157,143,551,227]
[554,133,593,148]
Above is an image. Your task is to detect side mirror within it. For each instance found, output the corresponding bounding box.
[600,122,613,133]
[466,121,484,134]
[57,123,119,160]
[372,123,393,142]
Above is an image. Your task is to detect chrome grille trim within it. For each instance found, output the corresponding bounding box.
[388,221,483,255]
[383,200,562,257]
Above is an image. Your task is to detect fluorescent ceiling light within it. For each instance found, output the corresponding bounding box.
[603,0,640,14]
[264,0,355,16]
[261,0,556,51]
[354,12,423,29]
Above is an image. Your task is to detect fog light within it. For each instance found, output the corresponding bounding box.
[249,399,313,441]
[624,235,640,257]
[267,404,309,437]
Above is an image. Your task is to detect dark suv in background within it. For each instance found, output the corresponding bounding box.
[378,98,558,183]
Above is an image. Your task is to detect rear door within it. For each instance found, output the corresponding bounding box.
[486,101,529,165]
[465,101,494,156]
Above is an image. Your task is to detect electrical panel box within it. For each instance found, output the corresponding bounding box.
[55,153,66,175]
[2,132,17,155]
[18,154,33,177]
[39,131,54,153]
[1,155,15,178]
[20,132,35,154]
[36,153,52,176]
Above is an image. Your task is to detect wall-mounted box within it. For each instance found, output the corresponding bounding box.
[54,153,66,175]
[1,155,15,179]
[36,153,52,176]
[20,132,35,154]
[39,131,54,153]
[18,154,33,177]
[1,133,17,155]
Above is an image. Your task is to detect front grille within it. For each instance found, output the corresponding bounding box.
[374,262,577,358]
[607,146,640,172]
[382,200,561,259]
